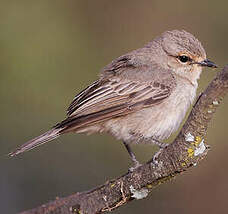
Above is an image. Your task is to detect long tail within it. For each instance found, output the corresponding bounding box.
[8,128,63,157]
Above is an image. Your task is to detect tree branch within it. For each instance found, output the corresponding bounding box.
[20,65,228,214]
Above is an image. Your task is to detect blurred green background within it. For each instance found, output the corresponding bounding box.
[0,0,228,213]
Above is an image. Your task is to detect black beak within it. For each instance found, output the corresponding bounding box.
[198,59,217,68]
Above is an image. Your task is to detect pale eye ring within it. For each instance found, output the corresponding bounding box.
[177,55,192,63]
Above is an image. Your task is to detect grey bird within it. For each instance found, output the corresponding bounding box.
[9,30,217,169]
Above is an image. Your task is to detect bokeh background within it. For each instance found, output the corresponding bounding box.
[0,0,228,213]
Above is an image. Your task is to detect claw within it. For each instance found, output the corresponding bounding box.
[128,161,142,172]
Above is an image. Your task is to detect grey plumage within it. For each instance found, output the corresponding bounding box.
[9,30,216,166]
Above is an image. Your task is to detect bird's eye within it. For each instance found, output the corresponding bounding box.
[177,55,191,63]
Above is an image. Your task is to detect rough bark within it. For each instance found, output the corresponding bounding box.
[20,65,228,214]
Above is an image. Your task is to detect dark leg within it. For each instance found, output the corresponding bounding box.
[122,141,141,170]
[151,138,169,164]
[151,138,168,148]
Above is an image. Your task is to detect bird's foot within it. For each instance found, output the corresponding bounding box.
[151,138,168,149]
[128,160,142,172]
[152,142,169,165]
[122,141,142,172]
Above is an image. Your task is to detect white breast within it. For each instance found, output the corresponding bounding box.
[144,80,197,140]
[104,79,198,144]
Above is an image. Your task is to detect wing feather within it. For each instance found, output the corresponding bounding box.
[57,78,173,132]
[59,56,176,132]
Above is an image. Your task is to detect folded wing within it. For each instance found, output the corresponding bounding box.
[57,73,174,132]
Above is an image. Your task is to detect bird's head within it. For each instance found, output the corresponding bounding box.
[155,30,217,84]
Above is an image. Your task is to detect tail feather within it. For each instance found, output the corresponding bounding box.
[9,128,62,157]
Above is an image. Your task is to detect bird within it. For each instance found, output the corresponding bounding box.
[9,30,217,169]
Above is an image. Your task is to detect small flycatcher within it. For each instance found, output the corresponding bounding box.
[9,30,217,168]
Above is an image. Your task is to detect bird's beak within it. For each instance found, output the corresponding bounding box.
[198,59,217,68]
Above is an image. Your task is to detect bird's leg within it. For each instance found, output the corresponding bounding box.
[151,138,168,148]
[122,141,142,171]
[151,138,169,164]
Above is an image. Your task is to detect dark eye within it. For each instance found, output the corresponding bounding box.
[177,55,191,63]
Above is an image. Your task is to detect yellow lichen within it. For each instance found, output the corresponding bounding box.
[147,184,153,189]
[186,136,205,158]
[110,183,115,188]
[195,136,202,145]
[187,148,194,157]
[181,162,187,167]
